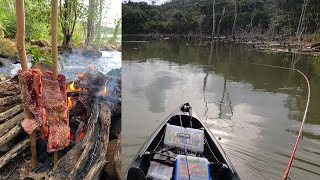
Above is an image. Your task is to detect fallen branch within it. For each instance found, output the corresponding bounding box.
[0,91,20,98]
[0,112,23,137]
[0,138,30,169]
[104,137,121,179]
[0,124,23,148]
[0,104,23,124]
[83,159,107,180]
[0,95,22,106]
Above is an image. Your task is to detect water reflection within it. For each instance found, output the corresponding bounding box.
[123,41,320,180]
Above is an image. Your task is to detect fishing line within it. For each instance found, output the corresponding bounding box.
[231,60,311,180]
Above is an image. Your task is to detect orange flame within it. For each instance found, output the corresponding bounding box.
[77,72,84,78]
[67,97,72,109]
[100,80,109,95]
[67,81,81,92]
[89,64,95,69]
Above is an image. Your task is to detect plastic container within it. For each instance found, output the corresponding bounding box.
[164,123,204,153]
[174,155,210,180]
[146,161,174,180]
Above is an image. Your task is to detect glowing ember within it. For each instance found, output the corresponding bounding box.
[77,72,84,78]
[76,132,85,142]
[89,64,95,69]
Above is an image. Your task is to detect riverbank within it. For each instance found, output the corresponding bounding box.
[123,34,320,57]
[0,38,121,69]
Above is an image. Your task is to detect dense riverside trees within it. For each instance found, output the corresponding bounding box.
[123,0,320,40]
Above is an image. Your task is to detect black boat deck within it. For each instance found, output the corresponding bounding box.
[125,103,240,180]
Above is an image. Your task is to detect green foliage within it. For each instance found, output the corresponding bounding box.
[72,22,86,46]
[122,0,320,36]
[110,18,121,43]
[27,47,53,66]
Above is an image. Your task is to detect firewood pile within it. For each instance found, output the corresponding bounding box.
[0,72,121,180]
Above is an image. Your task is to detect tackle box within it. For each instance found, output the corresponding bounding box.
[174,155,210,180]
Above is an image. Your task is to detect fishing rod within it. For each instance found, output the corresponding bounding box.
[282,69,310,180]
[237,61,311,180]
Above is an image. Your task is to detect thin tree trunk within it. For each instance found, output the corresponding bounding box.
[86,0,96,46]
[211,0,216,40]
[217,7,226,39]
[249,9,257,34]
[296,0,309,40]
[231,0,238,41]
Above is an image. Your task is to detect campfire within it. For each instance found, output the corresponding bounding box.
[0,72,121,179]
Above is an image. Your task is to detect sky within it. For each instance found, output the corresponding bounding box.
[83,0,121,28]
[123,0,169,5]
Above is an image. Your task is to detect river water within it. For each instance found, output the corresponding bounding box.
[0,51,121,80]
[122,41,320,179]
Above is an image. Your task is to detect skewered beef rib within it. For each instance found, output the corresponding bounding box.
[42,72,70,152]
[18,69,70,152]
[18,69,47,136]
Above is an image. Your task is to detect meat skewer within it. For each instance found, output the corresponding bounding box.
[51,0,64,167]
[15,0,38,169]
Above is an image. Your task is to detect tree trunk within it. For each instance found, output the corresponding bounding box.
[211,0,216,40]
[249,9,257,34]
[296,0,309,40]
[231,0,238,41]
[86,0,96,46]
[60,0,78,48]
[217,7,226,39]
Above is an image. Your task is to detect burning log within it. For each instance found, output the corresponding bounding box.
[50,101,111,179]
[0,104,23,124]
[0,138,30,169]
[0,94,22,107]
[67,102,104,179]
[83,102,111,180]
[0,112,23,137]
[0,124,23,149]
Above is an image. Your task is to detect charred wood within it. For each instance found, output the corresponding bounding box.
[0,95,22,107]
[0,124,23,149]
[0,104,23,124]
[84,160,107,180]
[0,112,23,137]
[0,138,30,169]
[67,102,100,179]
[104,136,121,179]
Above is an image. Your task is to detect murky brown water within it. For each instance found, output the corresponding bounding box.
[122,40,320,180]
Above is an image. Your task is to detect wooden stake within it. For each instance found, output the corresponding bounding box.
[16,0,38,169]
[52,0,58,80]
[51,0,59,166]
[54,151,58,167]
[16,0,27,71]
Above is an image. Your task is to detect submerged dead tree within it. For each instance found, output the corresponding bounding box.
[211,0,216,40]
[217,7,226,39]
[231,0,238,41]
[296,0,309,41]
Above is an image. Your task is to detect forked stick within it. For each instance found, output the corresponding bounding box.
[51,0,59,167]
[16,0,37,169]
